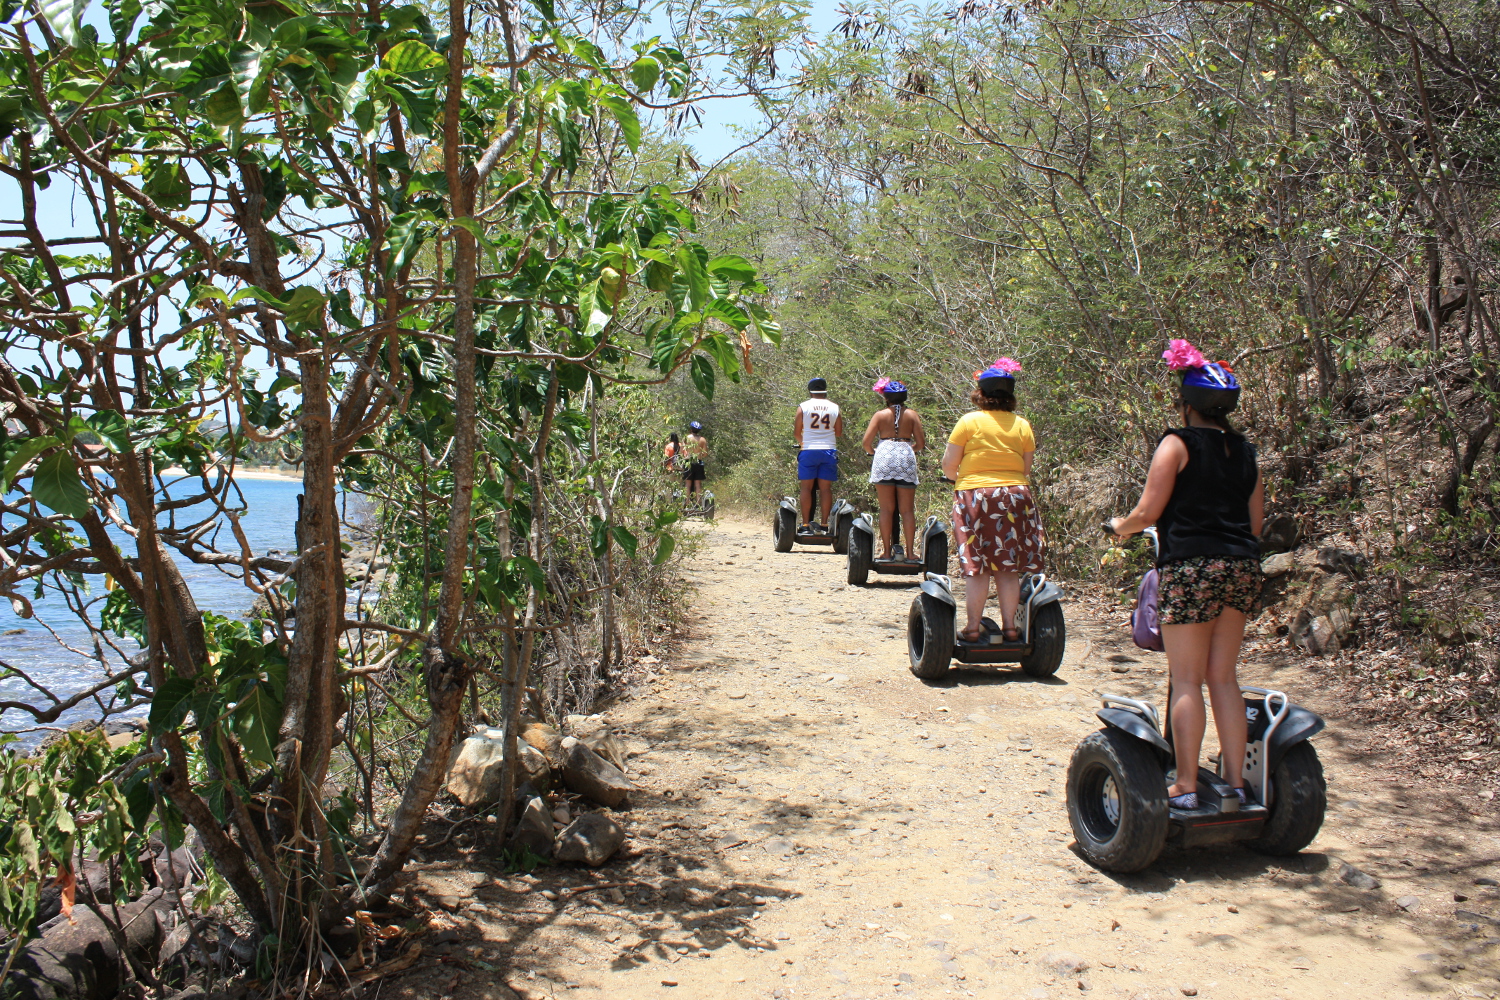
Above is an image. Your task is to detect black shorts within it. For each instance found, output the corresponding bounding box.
[684,460,706,482]
[872,478,917,488]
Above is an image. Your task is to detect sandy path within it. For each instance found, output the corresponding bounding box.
[396,518,1500,1000]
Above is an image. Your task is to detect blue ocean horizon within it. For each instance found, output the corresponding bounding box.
[0,474,309,742]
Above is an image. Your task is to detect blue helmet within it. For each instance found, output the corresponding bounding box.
[1181,362,1240,417]
[689,421,702,431]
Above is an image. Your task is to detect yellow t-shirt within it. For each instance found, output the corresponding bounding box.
[948,411,1036,490]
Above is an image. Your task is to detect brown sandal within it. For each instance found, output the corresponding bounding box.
[1003,628,1021,642]
[959,626,984,643]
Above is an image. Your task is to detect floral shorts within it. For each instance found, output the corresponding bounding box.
[1158,556,1263,625]
[952,486,1046,576]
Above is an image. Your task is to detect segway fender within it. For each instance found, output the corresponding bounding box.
[778,496,798,514]
[1096,707,1172,755]
[851,512,875,537]
[922,516,948,542]
[831,498,856,519]
[918,579,956,607]
[1029,578,1063,607]
[1266,707,1325,771]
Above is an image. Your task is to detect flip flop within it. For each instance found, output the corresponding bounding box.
[1168,791,1199,809]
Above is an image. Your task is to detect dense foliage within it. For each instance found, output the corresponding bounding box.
[0,0,801,974]
[682,0,1499,721]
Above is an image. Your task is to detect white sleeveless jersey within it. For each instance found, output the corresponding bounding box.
[799,398,840,449]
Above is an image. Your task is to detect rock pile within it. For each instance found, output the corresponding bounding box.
[1259,544,1366,655]
[444,717,634,866]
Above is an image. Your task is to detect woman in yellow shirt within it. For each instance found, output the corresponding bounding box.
[941,359,1047,642]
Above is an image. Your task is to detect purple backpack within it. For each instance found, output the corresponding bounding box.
[1131,567,1165,652]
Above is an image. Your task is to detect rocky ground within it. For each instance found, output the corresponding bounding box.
[382,518,1500,1000]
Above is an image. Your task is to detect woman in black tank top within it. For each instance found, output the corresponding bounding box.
[1107,345,1265,811]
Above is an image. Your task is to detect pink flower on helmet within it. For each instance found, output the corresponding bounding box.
[992,357,1023,375]
[1162,339,1207,371]
[872,376,891,396]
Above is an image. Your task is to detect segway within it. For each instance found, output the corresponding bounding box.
[905,570,1066,680]
[847,509,948,585]
[1066,522,1327,871]
[772,486,855,554]
[683,491,715,520]
[1066,687,1327,872]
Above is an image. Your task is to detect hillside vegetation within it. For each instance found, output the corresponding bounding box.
[671,0,1500,751]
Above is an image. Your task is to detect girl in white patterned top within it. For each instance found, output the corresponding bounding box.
[862,378,927,559]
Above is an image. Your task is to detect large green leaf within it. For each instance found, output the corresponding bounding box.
[2,436,58,489]
[148,676,197,734]
[652,532,676,565]
[690,354,715,398]
[383,210,432,277]
[707,254,758,282]
[609,525,638,558]
[281,286,326,328]
[597,93,640,153]
[40,0,86,47]
[31,452,90,517]
[675,246,710,312]
[203,84,244,126]
[382,39,444,74]
[629,56,660,93]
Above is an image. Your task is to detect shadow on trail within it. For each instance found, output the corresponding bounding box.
[922,667,1070,689]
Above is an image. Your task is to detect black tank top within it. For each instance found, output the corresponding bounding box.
[1156,427,1260,565]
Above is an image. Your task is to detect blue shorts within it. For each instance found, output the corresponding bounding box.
[798,449,839,482]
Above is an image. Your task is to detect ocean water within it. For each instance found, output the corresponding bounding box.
[0,476,307,740]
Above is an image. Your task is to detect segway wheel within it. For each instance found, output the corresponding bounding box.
[832,511,852,555]
[847,525,872,586]
[907,593,954,680]
[1066,729,1169,873]
[1020,601,1066,678]
[702,496,715,520]
[773,506,795,553]
[922,529,949,576]
[1245,741,1326,856]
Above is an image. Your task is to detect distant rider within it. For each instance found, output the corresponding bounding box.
[683,421,709,501]
[793,377,843,534]
[861,378,926,559]
[1108,340,1263,810]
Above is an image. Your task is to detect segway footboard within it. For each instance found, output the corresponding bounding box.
[1168,767,1269,847]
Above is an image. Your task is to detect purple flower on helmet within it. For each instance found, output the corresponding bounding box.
[1162,339,1207,371]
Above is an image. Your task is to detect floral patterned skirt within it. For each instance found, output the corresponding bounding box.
[951,486,1046,577]
[1158,556,1262,624]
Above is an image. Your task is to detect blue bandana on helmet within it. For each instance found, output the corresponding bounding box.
[977,365,1016,397]
[883,381,907,394]
[1182,362,1239,391]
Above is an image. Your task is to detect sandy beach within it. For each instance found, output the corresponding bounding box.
[160,466,301,482]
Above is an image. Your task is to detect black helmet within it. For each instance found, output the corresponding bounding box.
[807,377,828,393]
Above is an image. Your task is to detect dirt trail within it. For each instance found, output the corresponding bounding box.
[395,518,1500,1000]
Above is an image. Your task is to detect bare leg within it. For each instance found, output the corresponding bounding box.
[963,572,993,639]
[1162,620,1215,796]
[817,478,833,526]
[799,480,814,525]
[996,571,1021,633]
[876,483,897,557]
[1206,608,1249,791]
[897,487,917,553]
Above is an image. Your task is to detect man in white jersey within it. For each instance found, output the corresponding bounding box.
[792,377,844,533]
